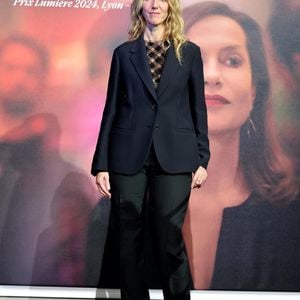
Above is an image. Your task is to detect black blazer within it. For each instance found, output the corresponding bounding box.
[91,35,209,175]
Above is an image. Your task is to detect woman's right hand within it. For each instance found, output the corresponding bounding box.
[95,172,111,198]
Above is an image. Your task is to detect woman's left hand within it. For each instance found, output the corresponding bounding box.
[191,166,208,189]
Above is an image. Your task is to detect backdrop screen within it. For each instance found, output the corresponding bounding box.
[0,0,299,291]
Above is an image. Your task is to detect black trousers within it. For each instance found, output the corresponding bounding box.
[109,147,193,300]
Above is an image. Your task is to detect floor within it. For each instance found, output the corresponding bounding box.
[0,291,299,300]
[0,296,120,300]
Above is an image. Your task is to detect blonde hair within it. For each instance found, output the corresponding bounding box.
[128,0,187,62]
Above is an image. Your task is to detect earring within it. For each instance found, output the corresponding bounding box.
[247,117,257,140]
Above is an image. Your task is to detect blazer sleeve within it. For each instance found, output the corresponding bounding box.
[91,49,122,176]
[189,46,210,169]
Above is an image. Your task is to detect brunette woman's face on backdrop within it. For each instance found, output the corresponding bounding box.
[142,0,169,28]
[187,15,256,135]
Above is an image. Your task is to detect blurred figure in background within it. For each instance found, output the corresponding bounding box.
[0,34,49,251]
[0,113,86,285]
[268,0,300,176]
[182,1,300,291]
[0,32,96,286]
[32,171,95,286]
[0,34,48,136]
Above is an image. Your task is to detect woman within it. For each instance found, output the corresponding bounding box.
[91,0,210,298]
[182,1,300,291]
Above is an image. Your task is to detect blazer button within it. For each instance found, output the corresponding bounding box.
[151,104,157,110]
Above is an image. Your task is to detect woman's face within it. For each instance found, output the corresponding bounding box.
[187,15,256,135]
[142,0,169,28]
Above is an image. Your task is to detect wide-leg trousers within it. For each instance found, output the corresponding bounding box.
[109,147,193,300]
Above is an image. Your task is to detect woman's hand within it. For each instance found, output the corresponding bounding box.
[95,171,111,198]
[191,166,207,189]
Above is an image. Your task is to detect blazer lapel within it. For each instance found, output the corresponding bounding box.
[156,43,179,97]
[129,36,157,101]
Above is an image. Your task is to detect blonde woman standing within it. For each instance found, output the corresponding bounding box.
[91,0,209,298]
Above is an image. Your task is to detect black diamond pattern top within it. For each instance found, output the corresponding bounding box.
[145,40,170,89]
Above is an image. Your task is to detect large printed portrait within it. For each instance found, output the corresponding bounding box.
[0,0,299,292]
